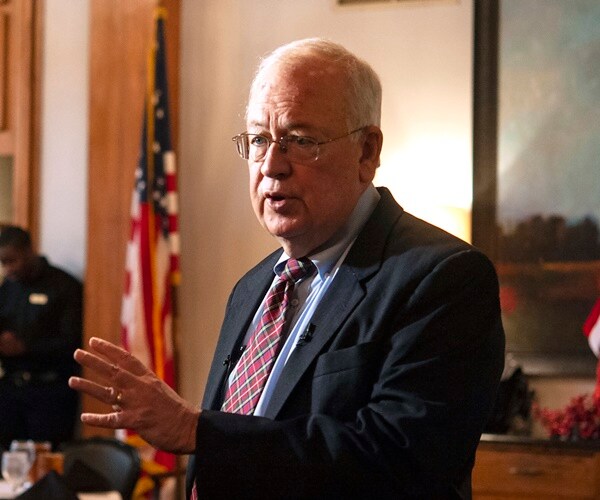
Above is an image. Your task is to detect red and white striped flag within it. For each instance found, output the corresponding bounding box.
[584,298,600,357]
[120,6,179,477]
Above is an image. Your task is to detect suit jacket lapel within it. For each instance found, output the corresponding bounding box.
[202,251,281,409]
[263,188,403,418]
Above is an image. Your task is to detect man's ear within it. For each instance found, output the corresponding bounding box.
[358,125,383,183]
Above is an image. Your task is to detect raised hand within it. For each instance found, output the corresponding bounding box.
[68,337,199,454]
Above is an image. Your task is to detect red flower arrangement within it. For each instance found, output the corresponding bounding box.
[534,393,600,440]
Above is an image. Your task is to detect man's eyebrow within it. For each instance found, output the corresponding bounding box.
[246,121,317,134]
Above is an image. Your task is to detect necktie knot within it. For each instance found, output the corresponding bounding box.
[280,257,314,284]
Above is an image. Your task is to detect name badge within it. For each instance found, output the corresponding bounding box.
[29,293,48,305]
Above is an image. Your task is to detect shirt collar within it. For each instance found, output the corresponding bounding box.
[275,184,380,279]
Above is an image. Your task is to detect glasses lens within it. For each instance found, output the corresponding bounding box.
[248,135,269,161]
[285,136,318,162]
[233,134,320,162]
[234,135,250,159]
[287,135,319,161]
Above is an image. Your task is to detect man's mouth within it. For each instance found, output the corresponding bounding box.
[264,192,294,210]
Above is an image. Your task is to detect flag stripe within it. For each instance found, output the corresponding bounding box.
[584,299,600,336]
[584,298,600,357]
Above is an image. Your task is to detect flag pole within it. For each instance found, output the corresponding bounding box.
[146,6,169,381]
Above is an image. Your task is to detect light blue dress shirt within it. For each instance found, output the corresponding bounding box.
[228,184,381,416]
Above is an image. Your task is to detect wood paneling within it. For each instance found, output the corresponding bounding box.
[0,0,13,150]
[0,0,41,239]
[85,0,179,435]
[0,12,8,131]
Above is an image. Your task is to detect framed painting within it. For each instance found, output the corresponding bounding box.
[473,0,600,375]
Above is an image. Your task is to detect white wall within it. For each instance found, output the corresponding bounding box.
[178,0,474,405]
[38,0,89,280]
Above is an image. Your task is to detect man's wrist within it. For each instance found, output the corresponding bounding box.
[176,407,201,454]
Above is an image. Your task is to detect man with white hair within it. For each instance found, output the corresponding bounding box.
[71,38,504,499]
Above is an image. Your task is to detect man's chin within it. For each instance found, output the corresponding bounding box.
[269,229,300,243]
[263,217,303,240]
[266,226,305,250]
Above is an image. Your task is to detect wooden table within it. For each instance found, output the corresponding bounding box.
[473,433,600,499]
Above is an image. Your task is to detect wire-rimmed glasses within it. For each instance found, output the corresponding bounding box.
[232,127,365,163]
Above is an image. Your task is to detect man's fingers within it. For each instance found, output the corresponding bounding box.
[70,377,131,428]
[69,376,119,405]
[73,346,145,387]
[88,337,148,376]
[73,348,123,382]
[80,411,123,429]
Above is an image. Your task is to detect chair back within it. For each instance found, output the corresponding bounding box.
[62,437,140,499]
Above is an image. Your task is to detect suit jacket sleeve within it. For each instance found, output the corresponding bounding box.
[189,198,505,499]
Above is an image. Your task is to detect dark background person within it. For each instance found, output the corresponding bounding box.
[70,38,505,499]
[0,225,83,450]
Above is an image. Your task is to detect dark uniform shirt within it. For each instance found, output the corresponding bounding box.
[0,256,83,379]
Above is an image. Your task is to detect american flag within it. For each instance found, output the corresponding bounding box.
[120,6,179,474]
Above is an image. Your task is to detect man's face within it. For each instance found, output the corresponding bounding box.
[246,60,377,257]
[0,245,33,282]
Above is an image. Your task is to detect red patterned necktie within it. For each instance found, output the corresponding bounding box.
[221,257,314,414]
[190,257,313,499]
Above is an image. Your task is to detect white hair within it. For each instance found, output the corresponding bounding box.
[248,38,382,130]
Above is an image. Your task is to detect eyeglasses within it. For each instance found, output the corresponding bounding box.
[232,127,365,163]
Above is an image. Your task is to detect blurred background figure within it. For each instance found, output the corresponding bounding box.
[0,225,83,450]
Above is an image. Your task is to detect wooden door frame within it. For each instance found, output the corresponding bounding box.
[84,0,180,435]
[0,0,42,243]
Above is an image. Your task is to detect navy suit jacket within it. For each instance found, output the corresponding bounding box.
[187,187,504,499]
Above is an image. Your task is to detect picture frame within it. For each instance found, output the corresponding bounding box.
[336,0,436,5]
[472,0,600,376]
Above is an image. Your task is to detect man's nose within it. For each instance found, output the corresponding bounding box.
[260,141,291,178]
